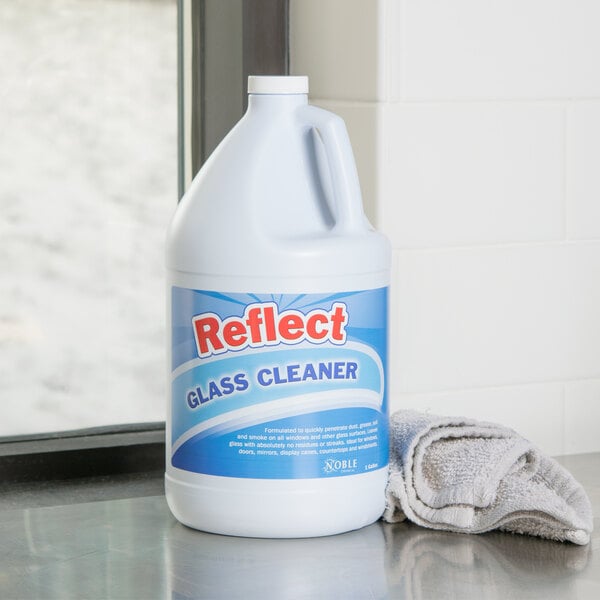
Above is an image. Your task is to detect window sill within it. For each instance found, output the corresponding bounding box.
[0,423,165,510]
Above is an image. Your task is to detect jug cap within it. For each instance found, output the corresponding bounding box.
[248,76,308,95]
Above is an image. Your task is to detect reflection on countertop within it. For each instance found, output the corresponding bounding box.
[1,453,598,599]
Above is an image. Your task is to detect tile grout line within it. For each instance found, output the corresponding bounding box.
[309,98,600,108]
[376,102,386,230]
[563,103,570,242]
[562,382,568,455]
[391,238,600,254]
[391,97,600,104]
[396,375,600,397]
[398,0,405,102]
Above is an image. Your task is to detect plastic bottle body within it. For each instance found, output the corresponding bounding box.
[166,270,389,538]
[166,77,391,538]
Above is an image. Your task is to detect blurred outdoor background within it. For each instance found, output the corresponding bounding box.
[0,0,176,434]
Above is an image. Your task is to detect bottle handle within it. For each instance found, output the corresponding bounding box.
[297,105,365,233]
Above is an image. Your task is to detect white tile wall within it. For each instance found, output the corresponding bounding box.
[395,383,565,456]
[396,0,600,100]
[381,103,564,247]
[394,243,600,393]
[291,0,600,454]
[565,380,600,454]
[567,103,600,240]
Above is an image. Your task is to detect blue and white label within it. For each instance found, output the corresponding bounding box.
[171,288,388,479]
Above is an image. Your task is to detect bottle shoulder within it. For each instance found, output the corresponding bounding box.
[167,218,390,279]
[167,103,391,279]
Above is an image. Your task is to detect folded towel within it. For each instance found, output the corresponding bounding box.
[384,410,593,545]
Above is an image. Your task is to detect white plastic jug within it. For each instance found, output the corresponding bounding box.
[166,75,391,538]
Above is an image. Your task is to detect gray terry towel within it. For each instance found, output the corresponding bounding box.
[384,410,593,545]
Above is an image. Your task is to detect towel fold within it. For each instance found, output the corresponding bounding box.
[384,410,593,545]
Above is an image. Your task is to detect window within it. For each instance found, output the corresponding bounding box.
[0,0,177,436]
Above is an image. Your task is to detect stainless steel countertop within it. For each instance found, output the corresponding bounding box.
[1,453,598,599]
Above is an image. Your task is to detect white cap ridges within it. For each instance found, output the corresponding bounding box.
[248,75,309,95]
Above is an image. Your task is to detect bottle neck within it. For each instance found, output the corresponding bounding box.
[247,93,308,113]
